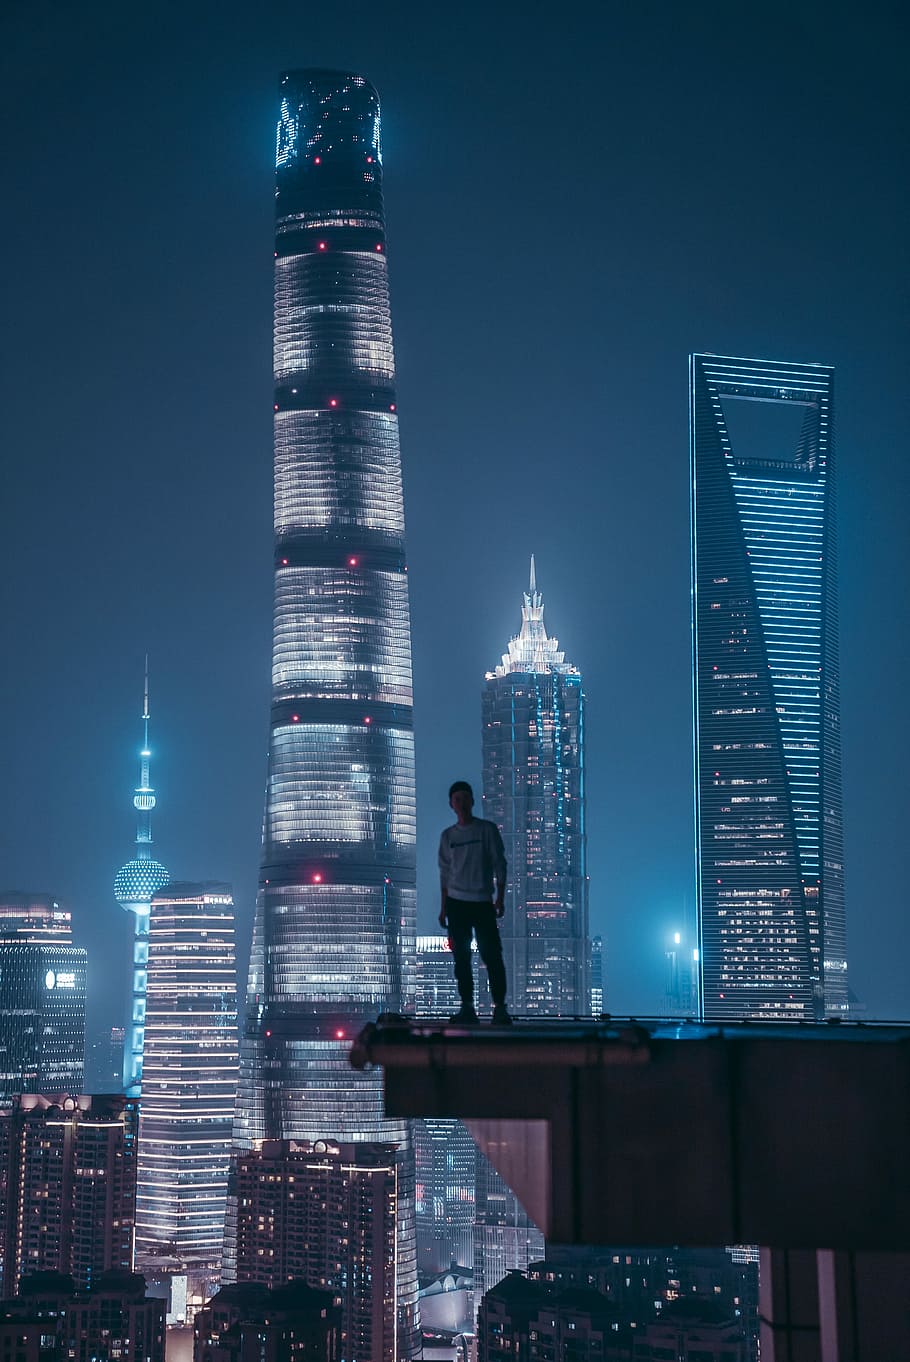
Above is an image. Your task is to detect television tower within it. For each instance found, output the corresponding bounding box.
[113,662,169,1093]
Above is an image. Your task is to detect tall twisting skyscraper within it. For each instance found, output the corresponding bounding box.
[690,354,847,1021]
[482,559,588,1017]
[114,668,170,1093]
[233,70,418,1354]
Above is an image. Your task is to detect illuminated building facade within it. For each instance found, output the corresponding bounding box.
[413,937,479,1274]
[135,884,238,1296]
[590,934,604,1015]
[475,561,587,1301]
[113,670,170,1093]
[231,1140,402,1362]
[482,559,589,1017]
[0,1094,138,1295]
[690,354,847,1020]
[0,943,86,1101]
[233,69,418,1354]
[0,894,73,942]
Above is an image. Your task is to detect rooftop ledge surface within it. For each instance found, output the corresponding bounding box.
[351,1015,910,1250]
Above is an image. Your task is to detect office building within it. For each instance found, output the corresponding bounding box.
[475,561,588,1300]
[113,671,170,1092]
[0,943,86,1102]
[413,938,479,1274]
[231,1140,404,1362]
[482,559,588,1017]
[0,895,73,943]
[135,884,238,1301]
[194,1282,341,1362]
[414,934,491,1019]
[472,1159,544,1312]
[662,930,697,1017]
[690,354,847,1020]
[85,1028,125,1093]
[232,70,418,1354]
[590,935,604,1015]
[0,1095,138,1296]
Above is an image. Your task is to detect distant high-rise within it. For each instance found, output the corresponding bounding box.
[475,561,588,1301]
[233,69,418,1354]
[589,934,604,1016]
[0,893,73,942]
[113,668,170,1092]
[231,1140,401,1362]
[0,1094,138,1295]
[690,354,847,1020]
[482,559,588,1017]
[414,933,491,1018]
[413,937,480,1274]
[135,884,238,1298]
[662,928,698,1017]
[0,893,84,1102]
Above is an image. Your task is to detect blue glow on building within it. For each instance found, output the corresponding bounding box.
[113,664,169,1093]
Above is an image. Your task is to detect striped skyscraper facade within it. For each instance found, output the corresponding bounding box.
[691,353,847,1021]
[232,70,418,1356]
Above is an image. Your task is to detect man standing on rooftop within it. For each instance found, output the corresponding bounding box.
[438,781,511,1025]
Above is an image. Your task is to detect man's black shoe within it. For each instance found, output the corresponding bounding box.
[492,1005,513,1026]
[449,1005,480,1025]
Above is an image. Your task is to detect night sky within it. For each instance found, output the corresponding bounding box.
[1,1,907,1041]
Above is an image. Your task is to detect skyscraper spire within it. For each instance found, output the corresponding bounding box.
[492,559,571,676]
[114,665,170,1094]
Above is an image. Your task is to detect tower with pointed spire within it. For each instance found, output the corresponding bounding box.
[114,663,169,1093]
[483,558,589,1015]
[475,560,590,1301]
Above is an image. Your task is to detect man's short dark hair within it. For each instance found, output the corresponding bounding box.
[449,780,474,800]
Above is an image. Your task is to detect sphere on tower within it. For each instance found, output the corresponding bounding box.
[114,859,170,916]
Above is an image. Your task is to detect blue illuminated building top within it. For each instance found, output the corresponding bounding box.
[114,666,169,914]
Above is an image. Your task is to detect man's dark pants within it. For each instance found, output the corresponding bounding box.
[445,897,507,1009]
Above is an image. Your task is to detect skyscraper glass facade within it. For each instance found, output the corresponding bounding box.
[0,943,86,1100]
[413,937,481,1274]
[482,562,589,1017]
[136,884,238,1292]
[475,563,588,1302]
[234,69,417,1355]
[690,354,847,1021]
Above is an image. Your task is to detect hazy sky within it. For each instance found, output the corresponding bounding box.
[1,0,907,1038]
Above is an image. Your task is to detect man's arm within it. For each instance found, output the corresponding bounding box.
[438,831,451,927]
[491,824,507,917]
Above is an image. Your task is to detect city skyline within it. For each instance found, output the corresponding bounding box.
[1,4,906,1036]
